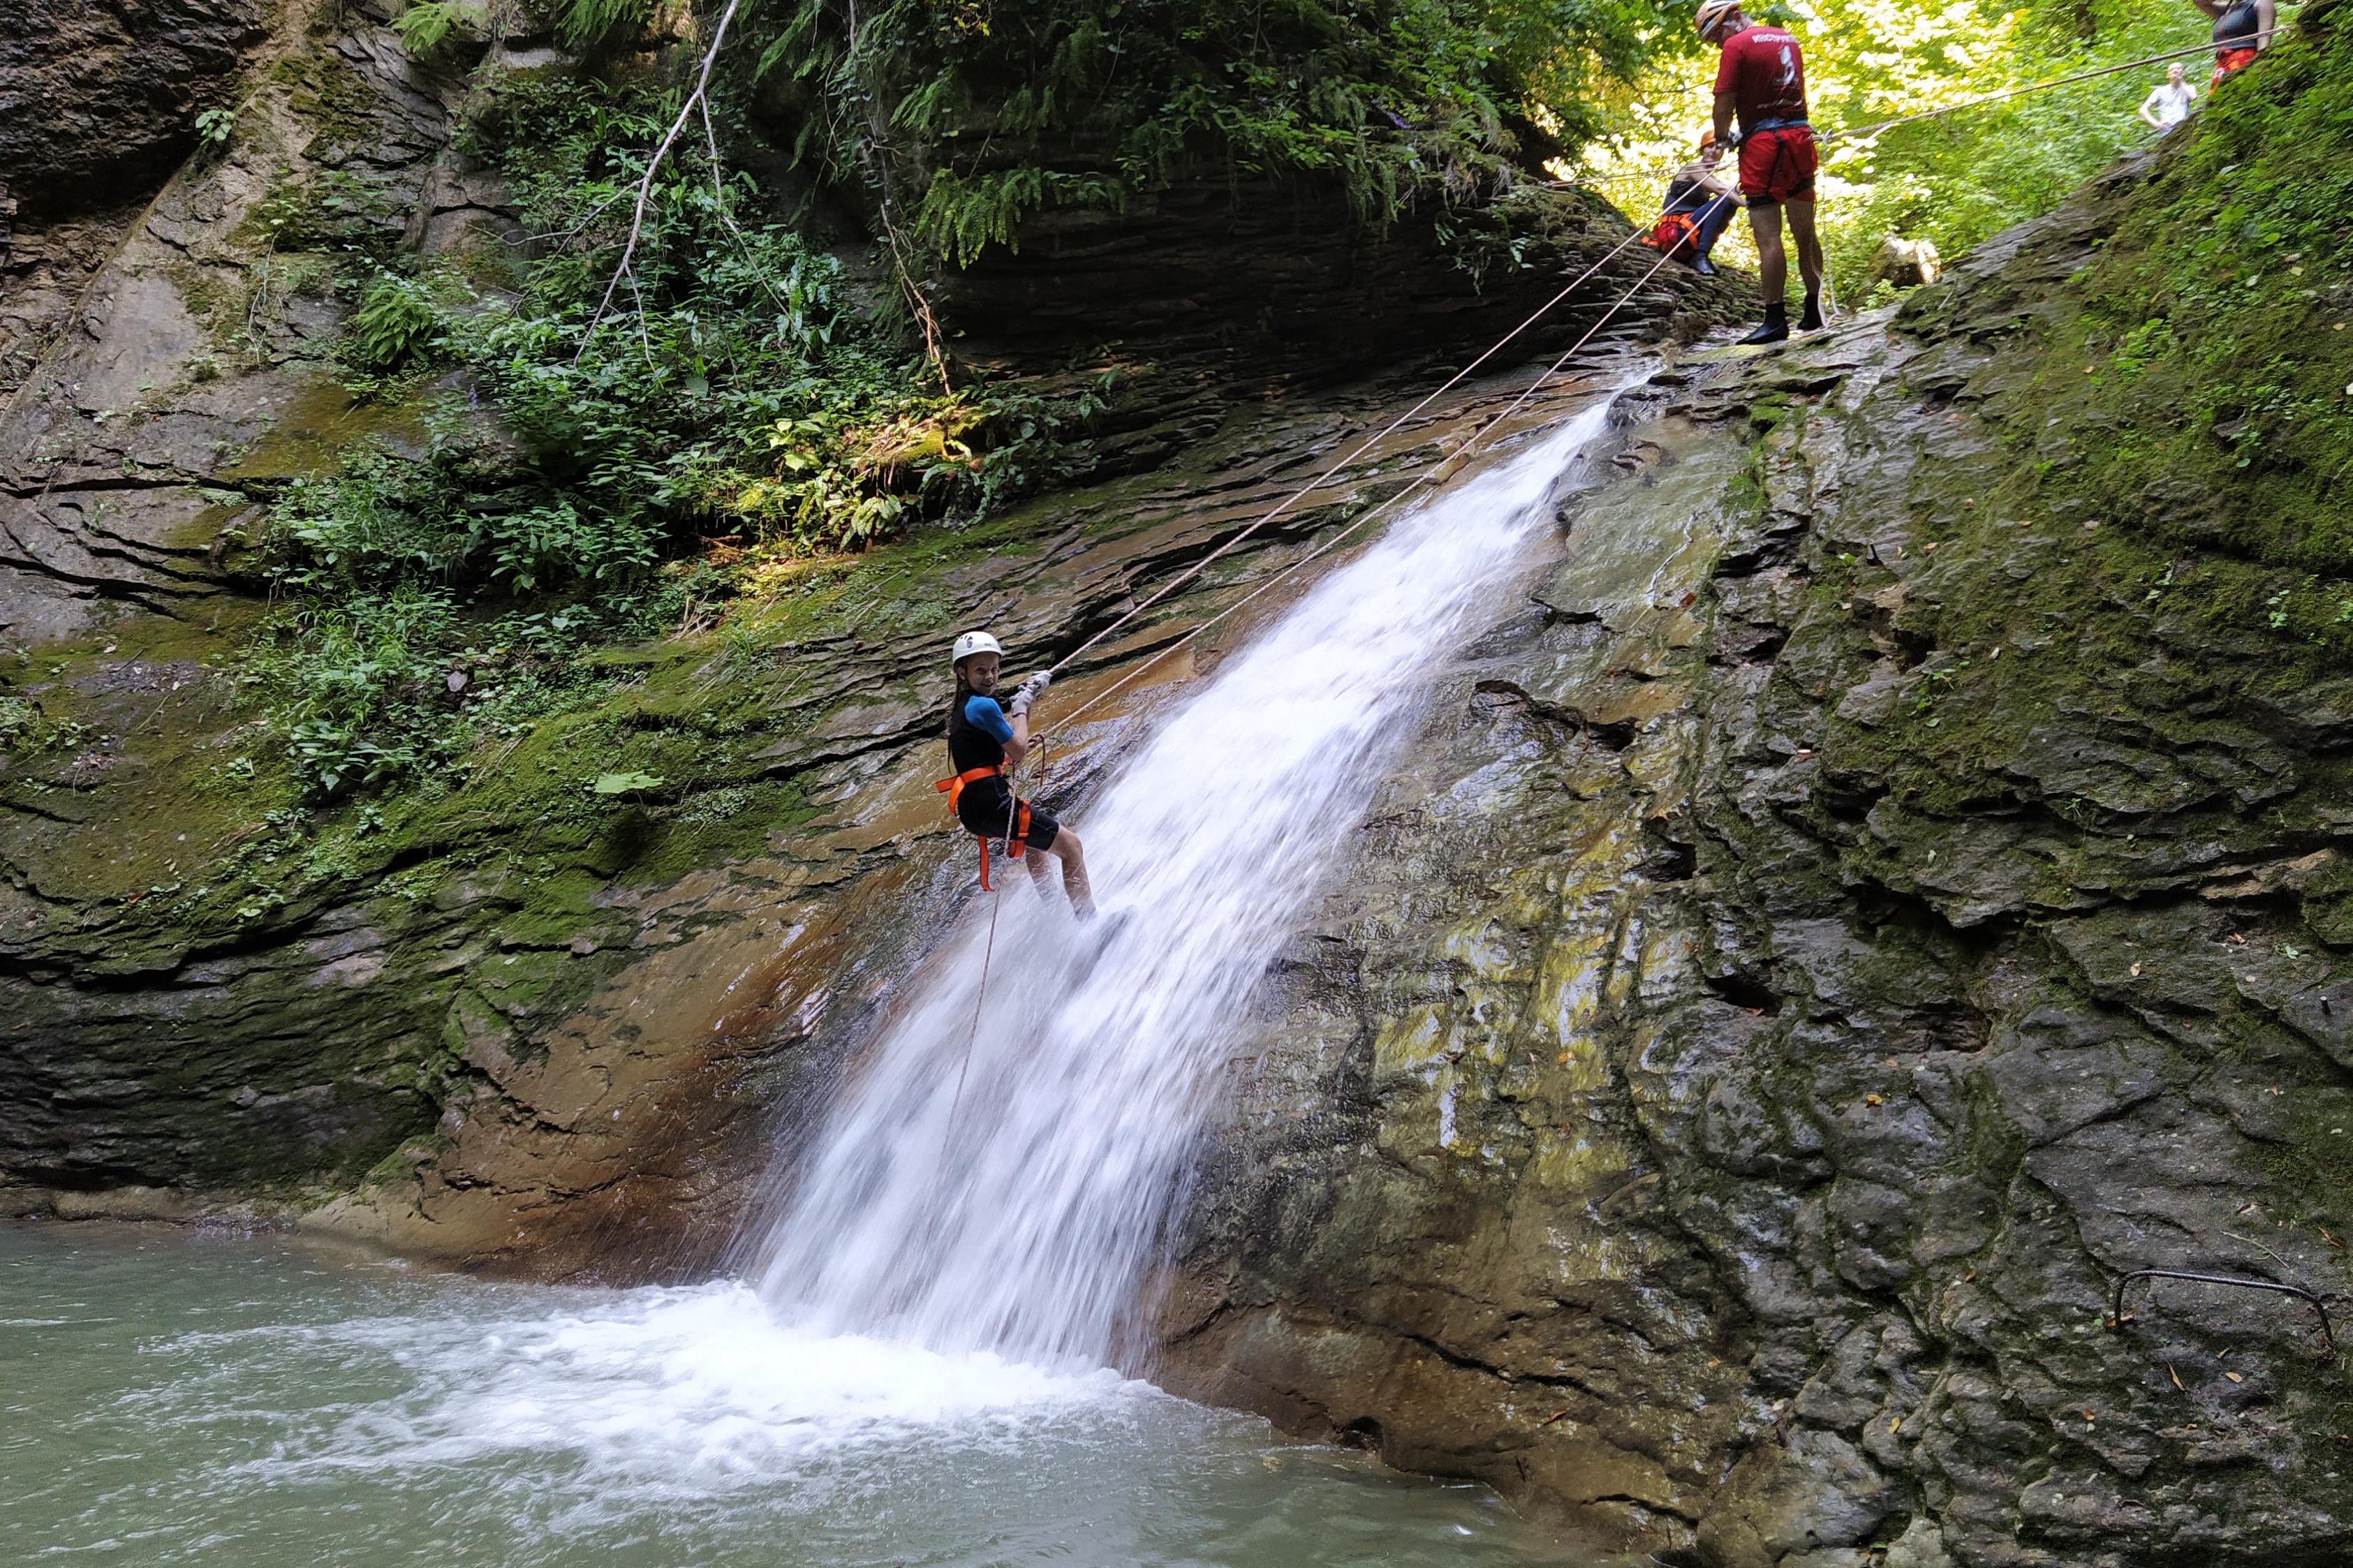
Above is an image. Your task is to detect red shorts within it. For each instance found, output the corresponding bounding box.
[1738,126,1817,206]
[2213,46,2257,84]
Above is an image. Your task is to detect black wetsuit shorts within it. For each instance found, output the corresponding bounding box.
[955,778,1061,855]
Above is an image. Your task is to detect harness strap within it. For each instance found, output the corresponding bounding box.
[935,764,1003,815]
[934,765,1032,890]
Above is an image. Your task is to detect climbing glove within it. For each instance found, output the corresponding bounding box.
[1008,670,1052,717]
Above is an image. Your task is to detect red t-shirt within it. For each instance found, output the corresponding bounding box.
[1715,24,1808,128]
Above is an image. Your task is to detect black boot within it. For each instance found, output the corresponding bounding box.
[1739,303,1788,345]
[1798,294,1824,332]
[1692,255,1718,277]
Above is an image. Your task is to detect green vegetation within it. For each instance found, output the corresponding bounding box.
[1770,21,2353,859]
[1582,0,2247,301]
[0,692,91,758]
[391,0,487,54]
[1806,0,2213,295]
[214,0,2347,819]
[1956,16,2353,662]
[763,0,1704,260]
[238,71,1105,801]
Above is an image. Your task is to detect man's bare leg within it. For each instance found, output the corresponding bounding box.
[1747,202,1787,306]
[1786,198,1824,319]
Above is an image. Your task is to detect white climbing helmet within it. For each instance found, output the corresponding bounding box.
[950,630,1003,667]
[1695,0,1741,35]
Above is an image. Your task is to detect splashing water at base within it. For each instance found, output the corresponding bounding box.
[3,1223,1583,1566]
[746,395,1622,1363]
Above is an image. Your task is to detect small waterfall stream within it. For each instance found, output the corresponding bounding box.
[2,394,1628,1568]
[744,394,1622,1366]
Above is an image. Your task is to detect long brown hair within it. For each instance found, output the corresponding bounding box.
[948,660,975,738]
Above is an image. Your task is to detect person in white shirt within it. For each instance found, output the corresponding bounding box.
[2138,63,2197,130]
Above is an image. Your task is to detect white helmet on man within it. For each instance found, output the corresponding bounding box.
[950,630,1003,667]
[1695,0,1742,36]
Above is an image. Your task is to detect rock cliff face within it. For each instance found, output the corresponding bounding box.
[0,0,1727,1273]
[8,0,2352,1563]
[1158,151,2353,1567]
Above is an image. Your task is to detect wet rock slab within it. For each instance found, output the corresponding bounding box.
[1159,155,2353,1566]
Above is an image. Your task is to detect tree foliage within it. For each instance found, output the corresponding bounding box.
[1579,0,2220,298]
[750,0,1705,262]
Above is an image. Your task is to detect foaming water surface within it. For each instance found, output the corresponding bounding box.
[10,398,1624,1566]
[4,1223,1570,1565]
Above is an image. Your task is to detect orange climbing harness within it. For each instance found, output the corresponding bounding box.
[935,765,1031,890]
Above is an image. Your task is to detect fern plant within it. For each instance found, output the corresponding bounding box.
[552,0,657,50]
[392,0,488,54]
[758,0,1698,267]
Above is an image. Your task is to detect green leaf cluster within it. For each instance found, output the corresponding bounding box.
[392,0,488,55]
[1911,20,2353,664]
[757,0,1702,263]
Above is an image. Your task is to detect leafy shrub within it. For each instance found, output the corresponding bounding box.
[0,693,59,754]
[269,448,473,585]
[343,273,444,373]
[481,495,663,591]
[240,585,459,797]
[392,0,487,54]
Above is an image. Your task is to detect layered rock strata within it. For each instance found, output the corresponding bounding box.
[0,0,1733,1271]
[1160,154,2353,1567]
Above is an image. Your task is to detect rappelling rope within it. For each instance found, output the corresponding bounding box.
[934,207,1716,1167]
[1037,207,1694,687]
[1031,193,1729,748]
[942,748,1022,1159]
[1820,25,2287,147]
[940,832,1003,1157]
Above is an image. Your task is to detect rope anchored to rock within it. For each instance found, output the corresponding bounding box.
[935,193,1733,1164]
[1030,193,1732,748]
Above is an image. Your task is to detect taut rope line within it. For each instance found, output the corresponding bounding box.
[933,219,1706,1166]
[1824,27,2287,146]
[1040,206,1697,684]
[1035,195,1721,746]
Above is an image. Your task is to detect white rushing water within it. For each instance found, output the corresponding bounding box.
[6,1225,1562,1567]
[744,394,1621,1365]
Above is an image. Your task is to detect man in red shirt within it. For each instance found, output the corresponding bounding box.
[1698,0,1824,343]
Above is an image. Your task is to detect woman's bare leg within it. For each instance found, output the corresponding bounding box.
[1023,842,1056,901]
[1048,828,1095,917]
[1747,201,1787,303]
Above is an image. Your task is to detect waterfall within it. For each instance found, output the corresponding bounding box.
[744,394,1621,1367]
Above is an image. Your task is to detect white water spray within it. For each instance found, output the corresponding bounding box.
[747,394,1621,1366]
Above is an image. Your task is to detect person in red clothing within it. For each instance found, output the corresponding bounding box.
[1697,0,1824,343]
[2192,0,2273,84]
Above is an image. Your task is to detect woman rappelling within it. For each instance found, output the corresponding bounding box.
[936,631,1098,917]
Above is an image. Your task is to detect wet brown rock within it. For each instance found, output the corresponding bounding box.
[1158,144,2353,1565]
